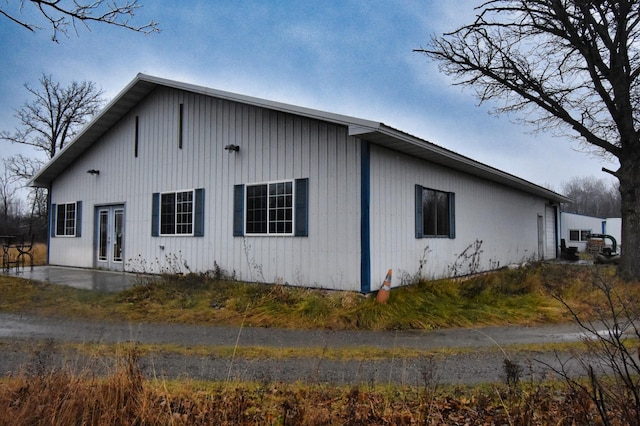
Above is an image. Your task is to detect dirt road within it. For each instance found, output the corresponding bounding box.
[0,313,602,385]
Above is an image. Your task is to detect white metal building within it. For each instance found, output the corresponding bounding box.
[31,74,570,292]
[560,212,622,253]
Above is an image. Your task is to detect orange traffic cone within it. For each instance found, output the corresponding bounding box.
[376,269,392,303]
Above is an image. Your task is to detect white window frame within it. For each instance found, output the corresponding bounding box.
[245,180,295,236]
[159,189,195,236]
[55,202,77,237]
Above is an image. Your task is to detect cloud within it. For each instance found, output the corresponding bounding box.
[0,0,617,193]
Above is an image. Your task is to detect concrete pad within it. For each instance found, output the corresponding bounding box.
[1,266,139,292]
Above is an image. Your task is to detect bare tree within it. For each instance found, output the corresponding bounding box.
[0,168,20,233]
[562,176,621,218]
[1,74,105,159]
[4,155,48,238]
[1,75,105,240]
[418,1,640,280]
[1,0,159,42]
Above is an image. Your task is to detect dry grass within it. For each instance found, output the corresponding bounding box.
[2,243,47,267]
[30,243,48,265]
[0,347,611,425]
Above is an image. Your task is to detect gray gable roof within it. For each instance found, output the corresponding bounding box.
[30,73,570,203]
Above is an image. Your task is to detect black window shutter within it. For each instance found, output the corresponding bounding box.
[294,178,309,237]
[50,203,57,238]
[233,184,244,236]
[151,193,159,237]
[75,201,82,237]
[415,185,424,238]
[448,192,456,239]
[194,188,205,237]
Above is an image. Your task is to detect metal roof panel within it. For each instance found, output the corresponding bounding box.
[30,74,570,203]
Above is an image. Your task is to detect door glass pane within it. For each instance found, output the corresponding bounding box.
[98,211,108,261]
[113,209,124,262]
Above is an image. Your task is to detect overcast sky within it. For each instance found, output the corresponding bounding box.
[0,0,619,193]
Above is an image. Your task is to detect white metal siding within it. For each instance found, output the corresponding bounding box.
[604,217,622,251]
[560,212,605,252]
[368,144,550,288]
[49,87,363,290]
[49,85,561,292]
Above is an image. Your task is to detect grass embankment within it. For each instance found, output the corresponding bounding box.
[0,261,626,330]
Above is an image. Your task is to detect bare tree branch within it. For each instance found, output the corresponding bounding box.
[417,1,639,159]
[4,155,45,181]
[418,0,640,280]
[0,8,37,32]
[0,74,105,159]
[0,0,159,42]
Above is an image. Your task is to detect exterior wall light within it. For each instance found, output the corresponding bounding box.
[224,144,240,152]
[87,169,100,175]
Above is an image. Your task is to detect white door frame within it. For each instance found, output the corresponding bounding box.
[95,205,125,271]
[537,214,545,261]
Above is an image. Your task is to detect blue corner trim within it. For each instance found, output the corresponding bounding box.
[360,140,371,293]
[46,188,52,264]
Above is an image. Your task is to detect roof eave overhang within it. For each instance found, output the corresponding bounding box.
[349,124,571,204]
[29,73,381,187]
[29,76,159,187]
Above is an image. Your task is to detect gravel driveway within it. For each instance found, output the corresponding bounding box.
[0,312,612,385]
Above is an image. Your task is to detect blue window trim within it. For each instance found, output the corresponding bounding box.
[415,184,456,239]
[294,178,308,237]
[194,188,205,237]
[76,201,82,237]
[50,203,56,238]
[151,193,160,236]
[233,184,245,236]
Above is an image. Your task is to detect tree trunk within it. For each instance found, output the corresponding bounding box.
[617,158,640,281]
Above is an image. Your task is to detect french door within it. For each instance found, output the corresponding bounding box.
[96,205,125,271]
